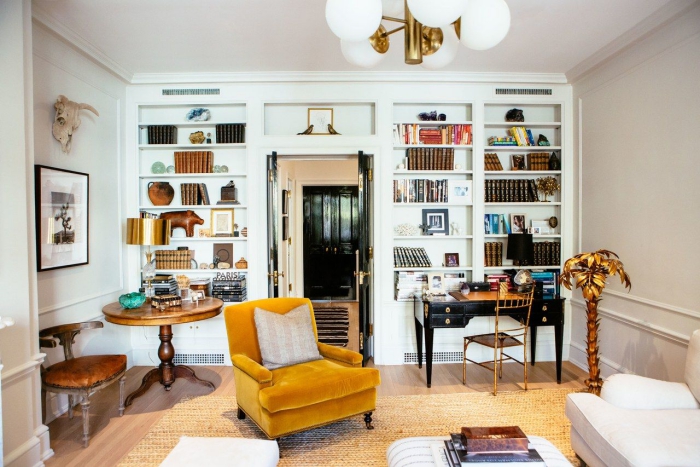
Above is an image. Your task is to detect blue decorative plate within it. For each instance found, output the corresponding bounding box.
[151,161,166,174]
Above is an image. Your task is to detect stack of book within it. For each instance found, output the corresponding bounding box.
[509,127,536,146]
[484,242,503,267]
[215,123,245,143]
[393,179,449,203]
[526,152,551,170]
[212,276,247,302]
[155,250,192,270]
[487,136,517,146]
[394,271,428,301]
[394,124,472,145]
[405,148,455,170]
[484,179,538,203]
[146,125,177,144]
[174,151,214,173]
[485,274,511,291]
[394,247,431,268]
[484,153,503,170]
[180,183,211,205]
[443,271,466,292]
[532,242,561,266]
[442,426,544,466]
[148,274,179,296]
[484,214,507,235]
[530,271,559,298]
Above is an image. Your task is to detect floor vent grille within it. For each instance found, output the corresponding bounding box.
[404,351,463,364]
[495,88,553,96]
[162,88,221,96]
[173,353,226,365]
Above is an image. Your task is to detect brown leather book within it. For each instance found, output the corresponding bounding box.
[460,426,529,453]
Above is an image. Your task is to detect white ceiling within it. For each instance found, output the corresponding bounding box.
[31,0,691,82]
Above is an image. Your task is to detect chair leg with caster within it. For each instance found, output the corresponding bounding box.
[364,412,374,429]
[237,407,246,420]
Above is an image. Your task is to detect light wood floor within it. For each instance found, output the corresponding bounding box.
[44,361,587,466]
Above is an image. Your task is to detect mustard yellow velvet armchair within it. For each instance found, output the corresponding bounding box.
[223,297,381,439]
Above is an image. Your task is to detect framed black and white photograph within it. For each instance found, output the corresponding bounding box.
[307,107,333,134]
[511,154,526,170]
[511,213,527,234]
[281,189,289,214]
[422,208,449,235]
[448,180,473,205]
[35,165,89,271]
[428,272,445,295]
[444,253,460,267]
[211,208,234,236]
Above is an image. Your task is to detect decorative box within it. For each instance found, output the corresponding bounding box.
[221,181,236,201]
[151,294,182,308]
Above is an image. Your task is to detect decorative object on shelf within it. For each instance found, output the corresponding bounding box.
[560,250,632,395]
[126,218,170,297]
[52,95,99,153]
[421,208,449,236]
[417,111,446,121]
[166,165,175,174]
[327,0,509,68]
[233,223,239,237]
[327,123,341,135]
[35,165,89,271]
[185,108,210,122]
[235,257,248,269]
[198,228,211,238]
[213,165,221,173]
[507,232,533,267]
[221,180,237,202]
[176,275,191,301]
[147,181,174,206]
[444,253,459,267]
[220,165,229,173]
[530,220,551,235]
[307,108,333,134]
[510,213,526,234]
[213,242,233,266]
[454,163,462,170]
[189,131,206,144]
[548,216,559,229]
[418,223,430,235]
[395,223,419,236]
[535,176,561,202]
[448,179,473,205]
[549,152,561,170]
[210,208,234,237]
[450,222,461,236]
[505,108,524,122]
[118,292,146,309]
[241,227,248,237]
[206,132,212,144]
[217,262,231,269]
[537,134,550,146]
[199,263,210,269]
[151,161,166,174]
[160,210,204,237]
[428,272,445,295]
[297,125,314,135]
[510,154,525,170]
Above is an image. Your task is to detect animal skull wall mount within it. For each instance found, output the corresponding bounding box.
[52,95,99,153]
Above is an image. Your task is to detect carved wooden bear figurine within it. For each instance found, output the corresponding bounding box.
[159,210,204,237]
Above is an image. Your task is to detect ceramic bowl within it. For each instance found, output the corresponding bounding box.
[119,292,146,309]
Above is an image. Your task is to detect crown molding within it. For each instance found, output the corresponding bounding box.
[32,6,133,84]
[566,0,699,83]
[130,71,568,85]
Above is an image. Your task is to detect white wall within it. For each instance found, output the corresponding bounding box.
[571,3,700,381]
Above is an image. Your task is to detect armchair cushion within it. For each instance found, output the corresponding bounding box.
[254,304,321,370]
[601,373,700,410]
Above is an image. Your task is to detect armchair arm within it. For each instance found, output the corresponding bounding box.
[601,373,700,410]
[231,354,273,384]
[317,342,363,367]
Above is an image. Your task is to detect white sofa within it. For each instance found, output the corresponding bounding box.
[566,329,700,466]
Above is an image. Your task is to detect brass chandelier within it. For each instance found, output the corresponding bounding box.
[326,0,511,69]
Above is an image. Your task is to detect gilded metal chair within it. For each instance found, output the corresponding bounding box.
[40,321,127,447]
[462,285,535,395]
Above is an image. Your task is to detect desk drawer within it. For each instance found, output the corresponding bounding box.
[430,314,467,327]
[530,300,563,326]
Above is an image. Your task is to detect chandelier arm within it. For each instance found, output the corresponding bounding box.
[383,25,406,37]
[382,16,407,24]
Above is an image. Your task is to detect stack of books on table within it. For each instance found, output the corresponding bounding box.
[148,275,178,296]
[211,276,247,302]
[440,426,545,466]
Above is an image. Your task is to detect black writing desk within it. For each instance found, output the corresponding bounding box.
[415,291,564,388]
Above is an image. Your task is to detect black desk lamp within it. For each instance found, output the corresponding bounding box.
[507,233,534,291]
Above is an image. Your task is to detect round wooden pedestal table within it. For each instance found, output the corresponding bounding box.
[102,297,224,407]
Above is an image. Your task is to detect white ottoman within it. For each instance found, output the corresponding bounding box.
[160,436,279,467]
[386,435,573,467]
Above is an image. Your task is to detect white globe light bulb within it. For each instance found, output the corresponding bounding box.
[460,0,511,50]
[407,0,467,28]
[381,0,404,17]
[421,26,460,69]
[326,0,383,42]
[341,39,386,68]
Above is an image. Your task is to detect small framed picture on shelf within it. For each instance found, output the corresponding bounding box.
[307,108,333,135]
[213,243,233,266]
[211,208,234,236]
[511,154,526,170]
[447,180,473,205]
[422,208,449,236]
[510,213,527,234]
[428,272,445,295]
[444,253,459,267]
[530,220,551,235]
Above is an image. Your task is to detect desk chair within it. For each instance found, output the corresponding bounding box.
[462,286,535,395]
[40,321,126,447]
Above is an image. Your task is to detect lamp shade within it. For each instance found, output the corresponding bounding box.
[460,0,511,50]
[341,39,386,67]
[407,0,467,27]
[326,0,383,42]
[506,233,533,266]
[126,218,170,246]
[421,25,460,69]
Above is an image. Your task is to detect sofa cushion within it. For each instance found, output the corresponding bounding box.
[254,304,321,370]
[259,359,380,413]
[601,373,700,410]
[686,329,700,403]
[566,392,700,466]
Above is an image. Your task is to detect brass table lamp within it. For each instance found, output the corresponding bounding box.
[126,218,170,298]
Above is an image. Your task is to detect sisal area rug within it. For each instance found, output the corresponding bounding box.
[119,389,581,466]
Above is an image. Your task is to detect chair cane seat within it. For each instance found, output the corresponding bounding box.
[43,355,126,390]
[467,332,524,349]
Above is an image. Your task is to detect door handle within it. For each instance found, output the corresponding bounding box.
[267,270,285,286]
[333,247,337,254]
[354,271,370,285]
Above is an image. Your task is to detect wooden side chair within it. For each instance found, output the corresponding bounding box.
[462,285,535,395]
[39,321,127,447]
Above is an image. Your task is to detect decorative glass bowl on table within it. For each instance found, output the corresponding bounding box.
[119,292,146,309]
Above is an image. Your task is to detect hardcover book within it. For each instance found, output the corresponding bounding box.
[460,426,529,453]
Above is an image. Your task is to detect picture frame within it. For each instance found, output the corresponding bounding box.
[282,216,289,241]
[281,189,289,214]
[428,272,445,295]
[422,208,450,236]
[191,290,205,301]
[35,165,89,271]
[530,220,551,235]
[510,213,527,234]
[213,242,233,265]
[511,154,526,170]
[307,107,333,135]
[448,180,473,205]
[444,253,460,267]
[211,208,234,236]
